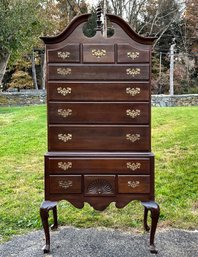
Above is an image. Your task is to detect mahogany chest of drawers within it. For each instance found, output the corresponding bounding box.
[40,8,160,254]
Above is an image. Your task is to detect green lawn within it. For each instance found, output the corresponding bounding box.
[0,105,198,242]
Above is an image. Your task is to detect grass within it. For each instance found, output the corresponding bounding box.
[0,105,198,243]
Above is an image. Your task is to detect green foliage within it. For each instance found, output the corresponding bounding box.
[0,105,198,242]
[8,70,33,91]
[83,11,97,37]
[0,0,58,65]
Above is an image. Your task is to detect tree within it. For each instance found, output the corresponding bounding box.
[0,0,59,86]
[56,0,88,30]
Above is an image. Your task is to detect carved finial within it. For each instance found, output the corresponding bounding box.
[96,4,102,31]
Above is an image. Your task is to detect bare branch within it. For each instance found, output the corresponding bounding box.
[153,18,177,47]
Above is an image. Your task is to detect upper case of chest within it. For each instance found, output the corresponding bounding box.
[43,14,154,153]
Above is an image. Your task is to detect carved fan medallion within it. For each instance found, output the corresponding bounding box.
[86,179,114,195]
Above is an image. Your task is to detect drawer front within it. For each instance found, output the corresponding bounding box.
[118,175,150,193]
[117,44,149,63]
[49,175,81,194]
[48,125,150,151]
[48,102,149,124]
[84,175,116,196]
[47,44,80,63]
[83,44,114,63]
[48,65,149,81]
[46,157,151,174]
[47,82,150,101]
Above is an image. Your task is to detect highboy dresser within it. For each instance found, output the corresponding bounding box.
[40,6,160,254]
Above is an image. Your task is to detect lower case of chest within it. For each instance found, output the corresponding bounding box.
[44,152,154,210]
[45,174,154,211]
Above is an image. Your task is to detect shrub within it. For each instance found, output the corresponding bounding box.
[8,70,33,92]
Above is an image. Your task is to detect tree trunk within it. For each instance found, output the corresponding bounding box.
[186,53,190,90]
[103,0,107,37]
[169,43,175,95]
[31,49,38,90]
[0,51,10,87]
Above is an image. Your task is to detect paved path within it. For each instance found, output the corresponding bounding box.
[0,227,197,257]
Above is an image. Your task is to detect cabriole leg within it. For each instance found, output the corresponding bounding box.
[144,206,150,232]
[51,205,58,230]
[141,201,160,254]
[40,201,58,253]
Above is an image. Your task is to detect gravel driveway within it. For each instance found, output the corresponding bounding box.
[0,227,197,257]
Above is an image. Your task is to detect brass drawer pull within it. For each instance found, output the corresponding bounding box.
[58,162,72,171]
[57,68,71,75]
[59,180,72,189]
[127,162,141,171]
[128,181,140,188]
[126,109,140,118]
[58,133,72,142]
[126,68,140,77]
[126,134,140,142]
[127,51,139,60]
[126,87,140,96]
[58,51,70,59]
[57,87,72,96]
[58,109,72,118]
[92,49,106,58]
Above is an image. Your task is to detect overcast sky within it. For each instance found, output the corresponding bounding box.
[85,0,98,8]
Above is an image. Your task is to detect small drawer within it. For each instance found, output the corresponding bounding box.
[49,175,81,194]
[47,82,150,101]
[48,102,149,124]
[83,44,114,63]
[45,156,151,174]
[47,44,80,63]
[48,65,149,81]
[117,44,149,63]
[118,175,150,193]
[48,125,150,151]
[84,175,115,196]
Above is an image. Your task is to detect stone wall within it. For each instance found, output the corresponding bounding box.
[0,90,46,106]
[1,90,198,107]
[151,94,198,107]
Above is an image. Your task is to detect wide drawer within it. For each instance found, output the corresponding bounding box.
[48,125,150,151]
[45,157,151,174]
[118,175,150,193]
[83,44,114,63]
[84,175,116,196]
[47,82,150,101]
[49,175,81,194]
[117,44,149,63]
[47,44,80,63]
[48,102,149,124]
[48,64,149,81]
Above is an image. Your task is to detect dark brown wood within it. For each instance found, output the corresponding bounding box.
[40,201,58,253]
[40,10,160,254]
[48,125,150,151]
[45,156,151,174]
[141,201,160,253]
[83,44,114,63]
[47,43,80,63]
[48,64,150,81]
[118,175,150,193]
[117,44,150,63]
[84,175,116,196]
[49,175,82,194]
[47,82,150,101]
[48,102,149,124]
